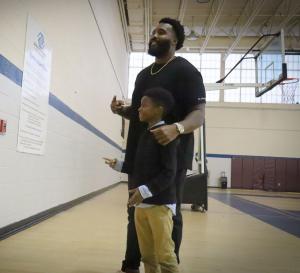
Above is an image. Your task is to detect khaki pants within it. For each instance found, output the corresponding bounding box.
[135,206,180,273]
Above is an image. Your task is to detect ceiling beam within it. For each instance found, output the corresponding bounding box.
[259,0,286,35]
[286,19,300,36]
[285,19,300,48]
[117,0,131,52]
[200,0,225,54]
[223,0,265,60]
[178,0,187,24]
[259,2,300,50]
[278,4,300,30]
[144,0,152,51]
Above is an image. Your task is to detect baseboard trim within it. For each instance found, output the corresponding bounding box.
[0,182,122,241]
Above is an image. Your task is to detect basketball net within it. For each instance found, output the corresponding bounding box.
[280,78,299,104]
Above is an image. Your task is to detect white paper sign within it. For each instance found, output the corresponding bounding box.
[17,16,52,154]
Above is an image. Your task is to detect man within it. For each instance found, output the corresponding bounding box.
[111,17,206,273]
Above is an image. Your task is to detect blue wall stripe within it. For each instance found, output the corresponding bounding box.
[0,54,122,151]
[207,153,232,158]
[49,94,122,151]
[0,55,23,86]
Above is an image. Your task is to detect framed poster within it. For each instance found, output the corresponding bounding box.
[17,16,52,155]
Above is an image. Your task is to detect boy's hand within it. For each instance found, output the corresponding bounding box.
[128,188,143,207]
[103,157,117,168]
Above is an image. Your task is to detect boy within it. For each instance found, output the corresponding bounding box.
[104,87,179,273]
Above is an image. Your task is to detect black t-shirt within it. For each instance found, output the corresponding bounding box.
[122,56,206,174]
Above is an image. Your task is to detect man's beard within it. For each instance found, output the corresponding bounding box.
[148,39,171,58]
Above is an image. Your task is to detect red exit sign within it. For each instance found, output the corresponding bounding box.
[0,119,7,134]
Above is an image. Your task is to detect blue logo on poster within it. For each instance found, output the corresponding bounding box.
[37,32,45,49]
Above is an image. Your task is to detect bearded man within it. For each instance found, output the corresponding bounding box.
[111,18,206,273]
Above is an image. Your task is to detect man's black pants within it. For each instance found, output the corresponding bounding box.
[121,169,187,271]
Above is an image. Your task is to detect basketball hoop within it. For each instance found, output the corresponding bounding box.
[280,78,299,104]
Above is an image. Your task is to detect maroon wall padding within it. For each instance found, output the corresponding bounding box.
[264,159,276,191]
[242,158,254,189]
[228,156,299,192]
[275,159,286,192]
[231,158,243,188]
[253,158,265,190]
[286,159,299,192]
[298,159,300,191]
[230,156,299,192]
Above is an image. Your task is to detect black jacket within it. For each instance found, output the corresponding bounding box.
[131,124,179,205]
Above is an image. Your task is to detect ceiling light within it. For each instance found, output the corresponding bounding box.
[186,30,200,41]
[185,16,201,41]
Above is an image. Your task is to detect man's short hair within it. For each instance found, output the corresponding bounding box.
[159,17,185,50]
[144,87,175,117]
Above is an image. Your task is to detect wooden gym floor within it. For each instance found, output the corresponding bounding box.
[0,183,299,273]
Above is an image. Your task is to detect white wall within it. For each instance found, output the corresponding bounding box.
[89,0,129,96]
[206,102,300,158]
[0,0,129,228]
[205,102,300,187]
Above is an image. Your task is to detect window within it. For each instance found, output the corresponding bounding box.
[201,53,221,101]
[128,53,154,98]
[224,53,300,104]
[128,52,221,102]
[128,52,300,104]
[224,54,259,103]
[284,54,300,104]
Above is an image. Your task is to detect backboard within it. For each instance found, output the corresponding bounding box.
[255,29,287,97]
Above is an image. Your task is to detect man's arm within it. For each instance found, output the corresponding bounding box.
[150,103,205,146]
[116,105,132,120]
[179,103,205,134]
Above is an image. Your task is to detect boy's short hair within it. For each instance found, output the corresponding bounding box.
[144,87,175,117]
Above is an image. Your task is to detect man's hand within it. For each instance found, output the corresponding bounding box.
[150,124,179,146]
[110,96,124,114]
[128,188,144,207]
[103,157,117,168]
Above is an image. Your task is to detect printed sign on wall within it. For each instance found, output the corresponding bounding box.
[17,16,52,154]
